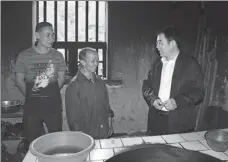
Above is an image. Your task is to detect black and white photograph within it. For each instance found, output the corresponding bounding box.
[1,1,228,162]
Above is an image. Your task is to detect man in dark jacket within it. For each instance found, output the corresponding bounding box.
[142,26,205,135]
[65,47,114,139]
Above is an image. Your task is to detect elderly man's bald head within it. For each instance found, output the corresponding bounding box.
[79,47,99,73]
[79,47,98,61]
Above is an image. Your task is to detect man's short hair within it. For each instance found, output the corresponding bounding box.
[157,26,181,49]
[79,47,97,61]
[35,22,53,32]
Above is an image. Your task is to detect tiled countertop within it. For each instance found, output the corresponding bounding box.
[23,128,228,162]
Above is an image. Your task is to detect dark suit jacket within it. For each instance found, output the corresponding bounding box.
[142,53,205,133]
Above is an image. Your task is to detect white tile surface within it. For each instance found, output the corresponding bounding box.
[200,150,228,161]
[222,128,228,132]
[180,132,204,141]
[180,141,208,151]
[121,137,144,147]
[86,154,90,161]
[90,149,114,161]
[22,129,228,162]
[95,140,101,149]
[161,134,186,143]
[225,149,228,156]
[22,151,37,162]
[114,147,127,155]
[169,143,183,148]
[199,139,211,149]
[142,136,166,144]
[197,131,207,137]
[100,138,123,148]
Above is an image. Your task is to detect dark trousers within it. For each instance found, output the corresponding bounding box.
[147,109,169,136]
[147,109,194,136]
[23,97,62,150]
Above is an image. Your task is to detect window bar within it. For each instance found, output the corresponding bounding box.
[96,48,98,74]
[65,49,68,65]
[36,1,39,24]
[65,1,68,62]
[75,1,78,41]
[96,1,99,42]
[86,1,89,42]
[103,47,107,78]
[43,1,47,22]
[96,47,98,76]
[95,47,99,74]
[65,1,68,42]
[54,1,57,42]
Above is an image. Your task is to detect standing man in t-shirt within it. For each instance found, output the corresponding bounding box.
[15,22,67,150]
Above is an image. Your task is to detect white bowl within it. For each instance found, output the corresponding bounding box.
[29,131,95,162]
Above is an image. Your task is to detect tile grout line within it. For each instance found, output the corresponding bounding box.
[197,140,208,151]
[88,153,90,161]
[111,148,115,158]
[198,140,210,150]
[178,142,185,149]
[97,139,102,149]
[179,134,186,141]
[141,136,146,144]
[162,134,187,143]
[119,137,125,148]
[224,152,228,156]
[180,140,210,151]
[178,142,184,149]
[178,133,201,142]
[160,135,168,144]
[179,133,187,142]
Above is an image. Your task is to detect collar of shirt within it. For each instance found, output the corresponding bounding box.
[161,53,179,64]
[78,69,98,83]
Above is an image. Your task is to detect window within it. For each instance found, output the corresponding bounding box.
[35,1,108,77]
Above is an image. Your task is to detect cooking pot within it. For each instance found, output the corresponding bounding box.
[1,100,22,114]
[29,131,95,162]
[106,144,223,162]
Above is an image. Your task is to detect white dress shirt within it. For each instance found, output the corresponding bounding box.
[158,54,179,111]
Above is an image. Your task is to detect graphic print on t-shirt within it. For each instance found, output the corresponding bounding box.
[32,60,55,92]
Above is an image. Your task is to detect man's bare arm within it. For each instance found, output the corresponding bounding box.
[58,71,66,90]
[16,73,26,96]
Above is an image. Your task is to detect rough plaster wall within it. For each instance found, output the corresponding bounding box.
[107,42,158,133]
